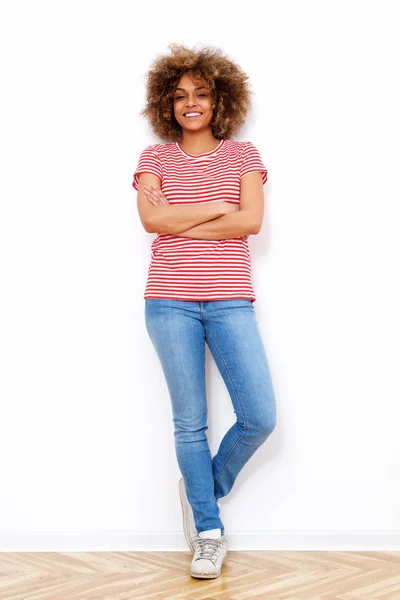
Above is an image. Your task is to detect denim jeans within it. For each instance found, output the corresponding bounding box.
[144,298,277,536]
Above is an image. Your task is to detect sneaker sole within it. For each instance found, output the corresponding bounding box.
[190,570,222,579]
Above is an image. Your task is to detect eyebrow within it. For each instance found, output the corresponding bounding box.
[174,86,208,92]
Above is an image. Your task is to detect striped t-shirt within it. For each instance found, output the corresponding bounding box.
[132,138,268,303]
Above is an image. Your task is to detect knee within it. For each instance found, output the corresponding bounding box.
[253,411,277,440]
[173,417,208,442]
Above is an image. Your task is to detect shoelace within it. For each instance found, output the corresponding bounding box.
[194,537,225,562]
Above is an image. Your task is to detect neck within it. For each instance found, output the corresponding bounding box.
[179,130,221,154]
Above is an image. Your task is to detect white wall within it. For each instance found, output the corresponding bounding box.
[1,0,399,551]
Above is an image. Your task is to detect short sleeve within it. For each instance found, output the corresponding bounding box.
[239,141,268,185]
[132,145,163,191]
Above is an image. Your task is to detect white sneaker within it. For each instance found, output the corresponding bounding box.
[178,478,198,553]
[190,534,228,579]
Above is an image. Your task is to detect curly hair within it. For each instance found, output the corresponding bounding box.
[139,43,253,141]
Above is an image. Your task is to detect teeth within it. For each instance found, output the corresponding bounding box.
[184,112,202,117]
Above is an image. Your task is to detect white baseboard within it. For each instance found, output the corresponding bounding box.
[1,530,400,552]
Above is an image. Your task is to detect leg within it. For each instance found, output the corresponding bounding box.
[203,299,277,500]
[145,299,224,535]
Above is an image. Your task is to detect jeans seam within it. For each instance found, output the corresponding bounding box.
[206,327,248,484]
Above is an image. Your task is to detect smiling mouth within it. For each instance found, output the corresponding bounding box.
[183,112,203,118]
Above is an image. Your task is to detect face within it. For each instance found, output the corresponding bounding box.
[173,72,215,133]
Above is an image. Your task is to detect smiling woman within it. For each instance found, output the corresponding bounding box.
[171,73,218,155]
[139,43,252,142]
[132,43,276,581]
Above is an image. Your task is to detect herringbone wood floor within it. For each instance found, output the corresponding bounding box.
[1,550,400,599]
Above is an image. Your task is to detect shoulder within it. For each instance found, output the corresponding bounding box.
[224,139,257,150]
[139,142,175,160]
[224,139,249,148]
[237,140,259,151]
[223,139,258,157]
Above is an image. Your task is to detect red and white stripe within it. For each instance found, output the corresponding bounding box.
[132,139,268,303]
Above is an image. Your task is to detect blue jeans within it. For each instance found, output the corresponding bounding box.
[144,298,277,536]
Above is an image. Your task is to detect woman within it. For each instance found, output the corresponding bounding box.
[132,43,277,579]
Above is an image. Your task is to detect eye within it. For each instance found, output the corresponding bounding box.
[174,93,208,100]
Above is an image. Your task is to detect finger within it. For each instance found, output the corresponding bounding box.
[150,186,166,200]
[150,198,162,206]
[148,186,169,205]
[149,188,160,200]
[145,190,160,203]
[152,190,169,205]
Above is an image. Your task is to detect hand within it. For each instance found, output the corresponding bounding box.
[143,185,170,205]
[240,234,249,240]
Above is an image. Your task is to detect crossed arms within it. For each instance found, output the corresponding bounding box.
[135,172,265,240]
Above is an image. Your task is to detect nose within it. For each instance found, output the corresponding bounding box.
[185,94,199,106]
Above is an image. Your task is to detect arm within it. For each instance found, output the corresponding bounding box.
[136,172,233,234]
[175,211,254,240]
[176,172,265,239]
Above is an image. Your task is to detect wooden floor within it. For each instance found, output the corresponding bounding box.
[1,550,400,599]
